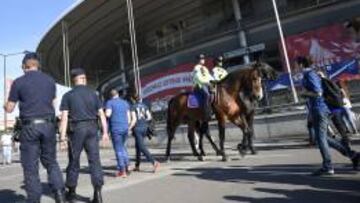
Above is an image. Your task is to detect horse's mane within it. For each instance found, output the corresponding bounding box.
[219,63,257,88]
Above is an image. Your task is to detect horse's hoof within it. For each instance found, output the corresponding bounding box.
[221,156,228,162]
[251,150,258,155]
[200,152,206,157]
[166,157,171,163]
[198,156,204,161]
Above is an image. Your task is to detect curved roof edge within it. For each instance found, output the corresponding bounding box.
[36,0,85,52]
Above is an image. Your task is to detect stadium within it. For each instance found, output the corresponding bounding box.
[37,0,360,115]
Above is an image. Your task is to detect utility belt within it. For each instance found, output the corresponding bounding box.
[67,119,98,134]
[21,117,56,126]
[12,117,56,142]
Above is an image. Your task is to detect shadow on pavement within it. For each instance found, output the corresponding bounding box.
[173,164,360,203]
[0,189,25,203]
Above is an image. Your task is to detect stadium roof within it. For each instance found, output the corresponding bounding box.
[37,0,211,87]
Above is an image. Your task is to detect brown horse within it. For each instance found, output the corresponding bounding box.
[166,61,276,161]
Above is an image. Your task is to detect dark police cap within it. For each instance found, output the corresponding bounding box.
[70,68,86,78]
[22,52,39,64]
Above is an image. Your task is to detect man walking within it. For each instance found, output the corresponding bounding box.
[4,52,66,203]
[105,89,135,177]
[59,68,109,203]
[297,56,360,176]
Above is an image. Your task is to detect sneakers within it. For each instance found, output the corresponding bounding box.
[153,161,160,173]
[311,168,335,176]
[351,153,360,170]
[132,166,140,172]
[116,171,127,178]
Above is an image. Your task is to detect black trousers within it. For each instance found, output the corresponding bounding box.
[20,122,64,202]
[66,122,103,188]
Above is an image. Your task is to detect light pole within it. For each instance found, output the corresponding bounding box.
[0,51,29,130]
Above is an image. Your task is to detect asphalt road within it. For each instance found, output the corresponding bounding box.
[0,143,359,203]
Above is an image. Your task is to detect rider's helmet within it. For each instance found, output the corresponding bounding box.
[197,54,206,60]
[215,56,224,66]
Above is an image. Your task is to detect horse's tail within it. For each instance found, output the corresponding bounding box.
[166,98,174,136]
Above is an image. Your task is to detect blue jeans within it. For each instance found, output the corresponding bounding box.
[111,130,129,172]
[313,111,355,170]
[134,126,155,167]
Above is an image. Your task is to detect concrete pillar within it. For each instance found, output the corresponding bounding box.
[231,0,250,64]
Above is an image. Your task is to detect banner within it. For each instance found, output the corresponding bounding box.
[283,22,360,71]
[141,59,213,111]
[268,59,359,91]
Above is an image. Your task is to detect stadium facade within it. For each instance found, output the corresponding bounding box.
[37,0,360,111]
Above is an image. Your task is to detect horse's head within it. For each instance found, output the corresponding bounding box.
[254,60,278,80]
[246,65,264,101]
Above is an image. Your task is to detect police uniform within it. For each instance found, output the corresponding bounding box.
[60,69,104,198]
[192,54,214,119]
[7,53,65,203]
[212,56,228,82]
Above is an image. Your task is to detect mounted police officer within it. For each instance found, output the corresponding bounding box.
[192,54,214,120]
[59,68,109,203]
[212,56,228,82]
[4,52,66,203]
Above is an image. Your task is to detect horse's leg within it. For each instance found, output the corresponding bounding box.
[247,114,257,155]
[187,123,202,160]
[202,122,221,156]
[216,116,228,162]
[199,128,206,157]
[166,121,177,162]
[232,114,249,157]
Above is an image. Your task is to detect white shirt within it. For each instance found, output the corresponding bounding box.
[343,97,352,109]
[1,134,12,146]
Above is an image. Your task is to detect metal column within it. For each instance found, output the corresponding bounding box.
[271,0,299,103]
[62,21,71,87]
[231,0,250,64]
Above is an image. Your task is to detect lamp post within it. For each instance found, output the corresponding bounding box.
[0,51,29,130]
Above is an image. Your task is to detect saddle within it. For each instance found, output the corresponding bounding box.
[187,91,215,109]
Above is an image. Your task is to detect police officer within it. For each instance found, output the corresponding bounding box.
[59,68,109,203]
[4,52,66,203]
[192,54,214,120]
[212,56,228,82]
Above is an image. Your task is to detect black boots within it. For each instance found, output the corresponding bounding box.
[66,187,77,203]
[92,186,103,203]
[54,190,66,203]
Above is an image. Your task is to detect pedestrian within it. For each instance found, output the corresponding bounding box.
[338,84,358,134]
[297,56,360,176]
[105,89,135,178]
[3,52,66,203]
[59,68,109,203]
[131,95,160,173]
[1,130,13,165]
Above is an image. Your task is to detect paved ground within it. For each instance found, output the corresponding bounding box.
[0,142,359,203]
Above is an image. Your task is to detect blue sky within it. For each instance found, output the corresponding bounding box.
[0,0,76,120]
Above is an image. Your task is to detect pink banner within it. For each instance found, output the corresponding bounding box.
[283,22,360,72]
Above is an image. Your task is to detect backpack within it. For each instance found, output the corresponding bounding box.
[321,78,344,108]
